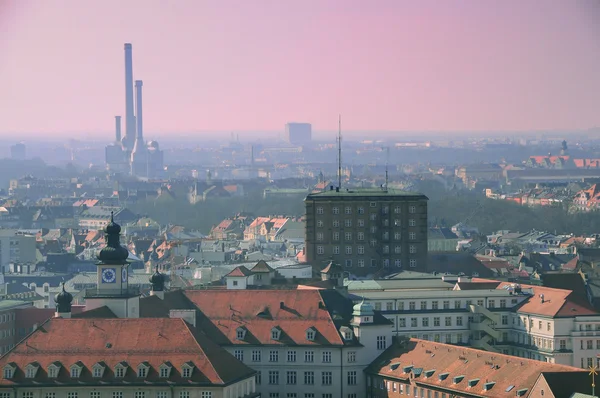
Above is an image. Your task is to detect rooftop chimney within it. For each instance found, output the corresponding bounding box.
[123,43,135,150]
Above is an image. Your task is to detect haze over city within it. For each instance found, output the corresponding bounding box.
[1,0,599,139]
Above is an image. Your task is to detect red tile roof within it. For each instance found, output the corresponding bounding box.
[226,265,253,277]
[0,318,254,387]
[184,289,346,346]
[495,282,598,317]
[367,338,587,397]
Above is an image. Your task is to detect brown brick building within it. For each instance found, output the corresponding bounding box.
[305,188,428,276]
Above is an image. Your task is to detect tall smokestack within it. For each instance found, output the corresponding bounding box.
[124,43,135,150]
[135,80,143,140]
[115,116,122,142]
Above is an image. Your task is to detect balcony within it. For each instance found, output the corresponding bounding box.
[84,287,141,298]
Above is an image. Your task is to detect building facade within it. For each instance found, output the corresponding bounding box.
[304,188,428,276]
[350,275,600,368]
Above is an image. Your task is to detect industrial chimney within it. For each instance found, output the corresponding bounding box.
[123,43,135,151]
[135,80,143,141]
[115,116,122,143]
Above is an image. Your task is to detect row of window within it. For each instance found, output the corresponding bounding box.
[315,256,417,268]
[234,349,357,363]
[4,392,211,398]
[4,362,195,380]
[399,316,466,328]
[268,394,356,398]
[316,204,417,215]
[316,218,417,228]
[0,313,15,323]
[316,243,418,255]
[256,370,358,386]
[316,231,414,242]
[380,297,520,312]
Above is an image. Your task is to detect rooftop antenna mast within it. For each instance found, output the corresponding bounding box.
[385,146,389,191]
[337,115,342,189]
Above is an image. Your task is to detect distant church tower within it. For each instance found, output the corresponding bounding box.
[85,212,140,318]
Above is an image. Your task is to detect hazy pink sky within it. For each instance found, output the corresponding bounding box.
[1,0,599,137]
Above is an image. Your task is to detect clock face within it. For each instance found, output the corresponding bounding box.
[101,268,117,284]
[122,268,128,283]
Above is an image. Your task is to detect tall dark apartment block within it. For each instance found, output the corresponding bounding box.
[305,188,428,276]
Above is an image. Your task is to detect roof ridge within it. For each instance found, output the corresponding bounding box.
[181,319,224,384]
[317,290,344,345]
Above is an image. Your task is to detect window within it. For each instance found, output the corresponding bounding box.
[433,317,440,326]
[22,394,34,398]
[112,395,123,398]
[345,259,352,267]
[333,246,340,255]
[45,394,56,398]
[70,366,80,378]
[370,226,377,233]
[317,207,324,214]
[442,300,450,309]
[343,218,353,228]
[394,245,402,255]
[357,232,364,241]
[347,371,357,385]
[322,351,332,363]
[135,393,146,398]
[454,300,461,309]
[383,259,390,267]
[382,206,389,214]
[332,207,339,215]
[156,394,168,398]
[234,349,244,361]
[377,336,387,350]
[287,350,297,362]
[136,366,147,378]
[317,220,323,227]
[394,206,401,214]
[252,350,261,362]
[333,232,340,241]
[358,207,365,214]
[3,367,13,379]
[422,318,429,327]
[347,351,356,362]
[182,366,192,378]
[500,299,507,308]
[345,206,352,214]
[410,259,417,268]
[539,321,543,329]
[409,219,416,227]
[305,350,314,362]
[67,393,78,398]
[547,322,551,331]
[409,245,417,254]
[358,219,364,227]
[445,317,452,327]
[159,365,170,378]
[409,232,416,240]
[256,371,262,385]
[317,246,324,255]
[269,350,279,362]
[316,232,323,241]
[322,371,332,385]
[345,232,352,241]
[358,259,365,267]
[395,259,402,267]
[287,371,297,385]
[409,205,416,213]
[333,220,340,228]
[201,393,212,398]
[456,316,463,326]
[357,245,364,254]
[502,315,508,325]
[178,393,189,398]
[269,370,279,385]
[560,340,566,350]
[394,231,401,240]
[304,371,314,385]
[420,301,427,310]
[25,366,37,379]
[345,246,352,255]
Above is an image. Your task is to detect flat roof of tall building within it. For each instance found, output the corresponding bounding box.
[306,188,427,199]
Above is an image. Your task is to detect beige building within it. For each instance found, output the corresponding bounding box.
[0,230,36,272]
[304,188,428,276]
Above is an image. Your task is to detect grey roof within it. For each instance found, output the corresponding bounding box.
[306,188,427,200]
[428,227,459,240]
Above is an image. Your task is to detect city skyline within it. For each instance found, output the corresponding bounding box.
[1,0,599,137]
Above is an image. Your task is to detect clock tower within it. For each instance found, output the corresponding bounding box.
[85,212,140,318]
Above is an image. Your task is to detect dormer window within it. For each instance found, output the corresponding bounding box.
[236,327,247,340]
[48,363,61,379]
[182,362,195,378]
[3,364,15,379]
[306,327,316,341]
[92,363,105,378]
[271,327,281,340]
[339,326,353,341]
[70,363,83,378]
[137,363,149,378]
[115,362,128,378]
[25,363,39,378]
[159,363,172,378]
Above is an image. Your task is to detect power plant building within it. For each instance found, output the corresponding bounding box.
[105,43,163,179]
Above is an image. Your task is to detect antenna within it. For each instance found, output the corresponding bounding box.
[385,146,389,191]
[338,115,342,189]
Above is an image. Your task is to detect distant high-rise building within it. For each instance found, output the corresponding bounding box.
[10,143,26,160]
[285,122,312,145]
[304,188,429,276]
